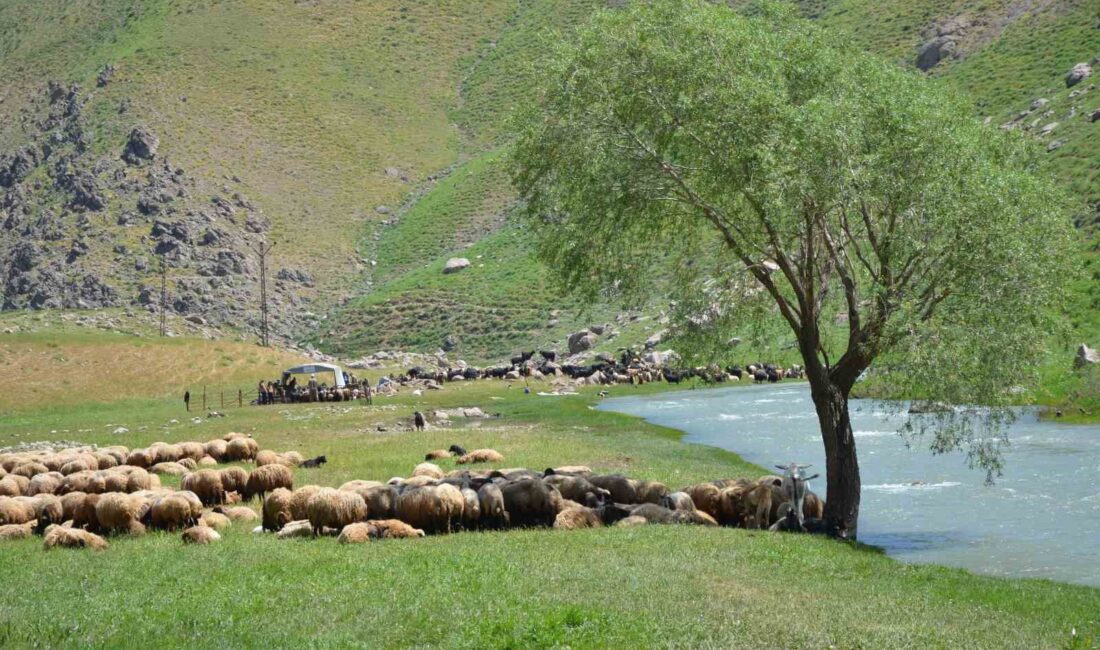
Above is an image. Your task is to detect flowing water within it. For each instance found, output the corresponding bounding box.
[599,383,1100,586]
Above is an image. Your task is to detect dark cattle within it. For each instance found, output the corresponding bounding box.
[300,455,327,469]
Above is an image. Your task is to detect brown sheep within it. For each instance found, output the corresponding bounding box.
[182,526,221,544]
[224,437,259,462]
[635,480,669,504]
[219,467,250,496]
[71,494,102,532]
[394,485,461,535]
[178,458,198,471]
[126,449,154,468]
[198,456,218,467]
[126,467,160,493]
[290,485,323,521]
[150,494,199,531]
[282,452,304,467]
[262,488,293,532]
[337,522,373,544]
[803,491,824,520]
[91,452,119,470]
[412,462,444,479]
[339,480,383,493]
[13,462,49,479]
[459,487,481,531]
[424,449,452,460]
[615,515,648,528]
[631,503,718,526]
[101,472,129,493]
[550,465,593,476]
[0,496,35,525]
[477,483,508,529]
[588,475,638,504]
[26,473,62,496]
[684,483,722,520]
[178,442,207,462]
[28,494,64,533]
[204,439,228,462]
[254,450,282,467]
[724,482,773,529]
[275,520,314,539]
[150,462,189,477]
[218,506,259,523]
[59,492,88,523]
[358,485,398,520]
[223,432,250,441]
[181,470,226,506]
[553,507,602,530]
[660,491,696,512]
[0,522,35,541]
[499,479,563,528]
[456,449,505,465]
[94,493,146,536]
[43,526,109,550]
[0,476,25,496]
[199,511,232,530]
[306,488,367,536]
[543,474,604,503]
[366,519,425,539]
[244,464,293,501]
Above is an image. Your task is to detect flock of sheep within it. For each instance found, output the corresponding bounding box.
[0,431,831,550]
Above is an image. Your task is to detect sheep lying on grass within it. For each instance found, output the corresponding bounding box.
[456,449,504,465]
[43,525,108,551]
[182,526,221,545]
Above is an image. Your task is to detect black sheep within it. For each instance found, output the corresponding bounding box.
[413,411,426,431]
[300,455,327,469]
[448,444,467,456]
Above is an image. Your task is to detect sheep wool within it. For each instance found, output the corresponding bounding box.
[150,462,189,477]
[337,522,372,544]
[244,464,293,501]
[411,462,444,479]
[182,526,221,545]
[455,449,505,465]
[262,488,293,532]
[275,520,313,539]
[199,512,232,531]
[219,466,250,496]
[684,483,723,519]
[150,495,197,531]
[220,507,259,523]
[307,488,367,535]
[0,497,36,525]
[554,507,602,530]
[615,515,648,528]
[424,449,452,460]
[181,470,226,506]
[43,526,109,551]
[95,493,146,534]
[366,519,425,539]
[0,522,35,541]
[290,485,323,521]
[204,440,228,462]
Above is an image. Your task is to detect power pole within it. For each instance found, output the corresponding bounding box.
[252,241,276,347]
[159,256,167,337]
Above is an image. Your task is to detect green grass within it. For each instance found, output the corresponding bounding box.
[1,379,1097,648]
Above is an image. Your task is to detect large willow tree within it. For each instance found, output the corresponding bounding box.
[513,0,1076,537]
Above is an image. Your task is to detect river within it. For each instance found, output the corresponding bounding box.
[598,382,1100,587]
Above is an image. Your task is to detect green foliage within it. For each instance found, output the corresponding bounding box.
[513,0,1079,477]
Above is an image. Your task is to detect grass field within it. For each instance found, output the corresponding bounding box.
[1,371,1097,648]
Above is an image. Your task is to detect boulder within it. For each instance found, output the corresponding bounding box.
[1090,108,1100,123]
[645,330,666,350]
[568,330,596,354]
[443,258,471,274]
[122,127,159,164]
[1074,344,1099,369]
[1066,63,1092,88]
[915,17,969,71]
[1040,122,1059,136]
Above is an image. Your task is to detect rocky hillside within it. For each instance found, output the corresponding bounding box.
[0,0,1096,362]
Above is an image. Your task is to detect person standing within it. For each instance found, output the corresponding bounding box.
[184,390,190,412]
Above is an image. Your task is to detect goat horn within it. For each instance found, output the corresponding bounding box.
[804,473,819,481]
[798,463,813,468]
[775,465,788,470]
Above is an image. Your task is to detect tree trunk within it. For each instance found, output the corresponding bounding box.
[809,378,861,540]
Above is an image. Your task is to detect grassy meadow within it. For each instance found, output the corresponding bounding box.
[1,338,1098,649]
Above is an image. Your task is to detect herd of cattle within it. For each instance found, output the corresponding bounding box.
[0,434,839,550]
[391,350,804,388]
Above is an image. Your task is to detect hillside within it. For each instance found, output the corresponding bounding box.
[0,0,1097,367]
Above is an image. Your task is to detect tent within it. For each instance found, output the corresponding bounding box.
[282,363,346,388]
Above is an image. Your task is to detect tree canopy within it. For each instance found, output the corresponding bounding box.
[513,0,1077,493]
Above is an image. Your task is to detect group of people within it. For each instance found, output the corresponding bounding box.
[255,372,374,405]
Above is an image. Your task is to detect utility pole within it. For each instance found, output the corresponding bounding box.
[159,256,167,337]
[251,240,276,347]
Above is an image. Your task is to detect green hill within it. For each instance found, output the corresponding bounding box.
[0,0,1097,369]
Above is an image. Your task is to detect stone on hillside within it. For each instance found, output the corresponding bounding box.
[1040,122,1059,135]
[1066,63,1092,88]
[443,257,471,274]
[645,330,666,350]
[915,17,969,71]
[1030,98,1049,110]
[122,127,158,164]
[1074,344,1099,369]
[568,329,596,354]
[96,64,115,88]
[589,324,606,335]
[1047,139,1066,152]
[727,337,742,348]
[1090,108,1100,123]
[375,205,391,215]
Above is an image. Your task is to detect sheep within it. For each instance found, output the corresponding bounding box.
[394,485,461,535]
[474,483,507,530]
[175,442,205,462]
[337,522,373,544]
[554,506,602,530]
[71,494,102,532]
[660,491,696,512]
[91,452,118,470]
[262,488,293,532]
[615,515,648,528]
[150,462,189,477]
[94,493,146,536]
[223,432,250,441]
[456,449,505,465]
[27,494,63,533]
[0,496,35,525]
[219,467,250,496]
[26,473,62,496]
[58,460,92,477]
[364,519,425,539]
[424,449,452,460]
[630,503,718,526]
[199,511,231,530]
[634,480,669,504]
[300,455,327,469]
[290,485,323,521]
[254,450,283,467]
[126,467,160,493]
[126,449,154,468]
[448,445,468,457]
[59,492,88,523]
[182,526,221,544]
[684,483,723,520]
[149,443,183,464]
[339,480,383,493]
[413,411,426,431]
[204,439,228,462]
[307,488,367,536]
[101,472,129,493]
[0,522,35,541]
[198,456,218,467]
[43,526,109,550]
[542,474,609,505]
[217,506,259,523]
[178,458,198,471]
[803,491,824,520]
[150,494,199,531]
[13,462,49,478]
[412,462,444,480]
[459,487,481,531]
[722,482,773,529]
[275,520,314,539]
[588,475,638,504]
[224,437,259,462]
[244,464,293,501]
[500,479,563,528]
[0,476,22,497]
[359,485,398,520]
[181,470,226,506]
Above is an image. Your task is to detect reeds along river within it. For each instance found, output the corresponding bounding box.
[599,383,1100,587]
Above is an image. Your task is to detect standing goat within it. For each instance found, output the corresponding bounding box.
[774,462,818,529]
